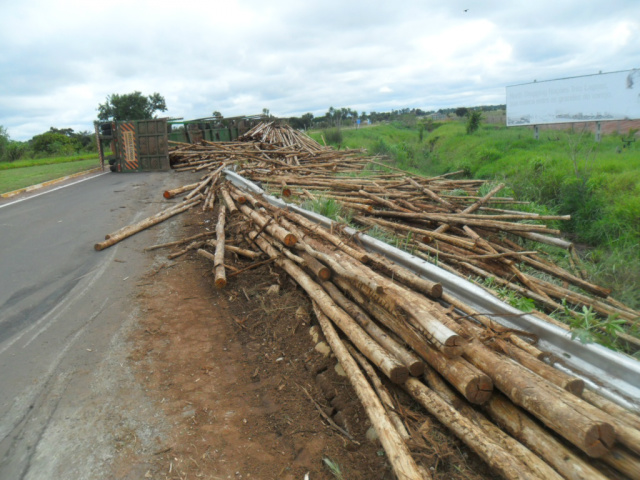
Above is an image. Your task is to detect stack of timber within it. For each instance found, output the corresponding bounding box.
[95,123,640,479]
[220,184,640,480]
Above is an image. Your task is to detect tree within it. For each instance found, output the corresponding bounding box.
[301,113,314,130]
[30,131,80,156]
[466,110,483,134]
[0,125,8,160]
[212,111,222,118]
[455,107,469,118]
[97,91,167,121]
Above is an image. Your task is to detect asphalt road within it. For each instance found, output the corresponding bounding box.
[0,171,188,479]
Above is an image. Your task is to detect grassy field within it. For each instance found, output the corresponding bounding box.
[0,157,100,194]
[310,121,640,309]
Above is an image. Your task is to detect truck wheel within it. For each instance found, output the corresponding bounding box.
[109,165,118,172]
[106,156,117,165]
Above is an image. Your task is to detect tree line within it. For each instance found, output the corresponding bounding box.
[0,91,167,163]
[0,88,504,162]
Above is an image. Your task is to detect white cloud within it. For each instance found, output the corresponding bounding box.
[1,0,640,139]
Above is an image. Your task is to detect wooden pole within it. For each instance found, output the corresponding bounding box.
[95,198,201,251]
[250,231,409,384]
[313,305,428,480]
[214,205,227,288]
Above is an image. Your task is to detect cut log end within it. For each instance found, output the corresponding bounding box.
[283,234,298,247]
[282,188,292,197]
[430,283,443,299]
[408,361,425,377]
[465,376,494,405]
[215,278,227,289]
[318,268,332,281]
[389,365,410,384]
[163,191,173,199]
[565,378,585,397]
[441,336,467,357]
[94,243,106,251]
[584,422,616,458]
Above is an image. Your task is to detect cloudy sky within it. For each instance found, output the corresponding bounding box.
[1,0,639,140]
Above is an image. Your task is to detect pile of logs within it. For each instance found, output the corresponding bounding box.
[94,123,640,479]
[238,121,328,153]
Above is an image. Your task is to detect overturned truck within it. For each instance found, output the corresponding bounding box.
[95,115,262,172]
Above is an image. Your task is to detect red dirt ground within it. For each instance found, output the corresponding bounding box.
[117,209,492,480]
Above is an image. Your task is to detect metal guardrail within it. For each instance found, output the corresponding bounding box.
[224,169,640,412]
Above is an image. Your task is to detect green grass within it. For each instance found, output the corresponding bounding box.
[310,121,640,309]
[0,158,100,194]
[0,153,99,170]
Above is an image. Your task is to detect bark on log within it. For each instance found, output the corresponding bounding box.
[145,231,216,251]
[484,393,609,480]
[225,245,262,260]
[347,344,411,441]
[463,337,615,458]
[95,198,201,251]
[250,231,409,384]
[322,280,424,376]
[214,205,227,288]
[163,182,199,199]
[582,389,640,431]
[313,305,429,480]
[367,252,443,299]
[335,278,492,404]
[493,338,585,396]
[238,203,297,247]
[300,252,331,281]
[219,186,239,216]
[422,366,564,480]
[404,378,541,480]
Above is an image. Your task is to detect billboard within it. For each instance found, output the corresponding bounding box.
[506,69,640,126]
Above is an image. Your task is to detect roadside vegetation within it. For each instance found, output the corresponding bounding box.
[0,158,99,194]
[0,125,100,194]
[307,116,640,315]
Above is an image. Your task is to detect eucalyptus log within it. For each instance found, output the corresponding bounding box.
[257,200,370,263]
[95,198,201,251]
[313,306,427,479]
[224,245,262,260]
[335,277,492,404]
[367,252,443,299]
[250,231,408,384]
[214,205,227,288]
[184,172,215,200]
[404,378,541,480]
[582,389,640,431]
[422,366,564,480]
[322,281,424,376]
[484,393,609,480]
[462,337,615,458]
[145,231,216,251]
[219,186,239,216]
[163,182,199,199]
[494,338,584,396]
[238,203,297,247]
[347,344,411,441]
[300,252,331,281]
[167,240,205,260]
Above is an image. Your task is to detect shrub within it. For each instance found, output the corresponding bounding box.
[323,128,343,146]
[466,111,483,134]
